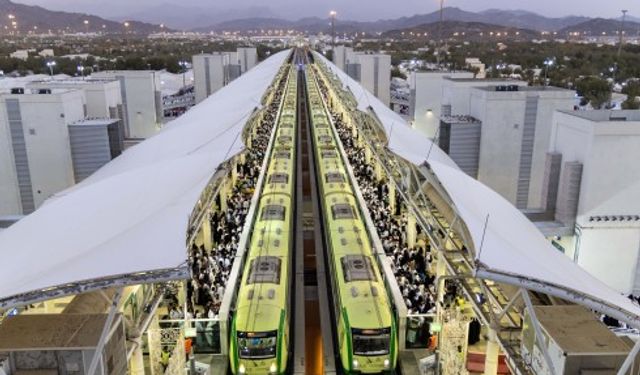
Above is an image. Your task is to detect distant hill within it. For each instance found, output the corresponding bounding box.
[559,18,640,36]
[0,0,166,34]
[195,7,592,34]
[382,20,539,41]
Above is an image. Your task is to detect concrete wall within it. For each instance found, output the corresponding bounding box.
[332,46,354,71]
[550,111,640,293]
[442,78,527,117]
[0,101,22,215]
[470,88,574,210]
[93,71,161,139]
[0,90,85,214]
[411,72,473,138]
[193,54,228,104]
[356,54,391,107]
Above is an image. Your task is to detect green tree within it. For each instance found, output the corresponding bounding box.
[622,81,640,109]
[576,77,611,109]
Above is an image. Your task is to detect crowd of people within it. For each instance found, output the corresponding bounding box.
[314,72,438,316]
[186,77,287,318]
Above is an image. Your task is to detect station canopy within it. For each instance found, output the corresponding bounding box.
[0,50,291,307]
[315,52,640,324]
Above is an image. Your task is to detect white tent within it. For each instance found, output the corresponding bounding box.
[315,52,640,324]
[0,50,290,307]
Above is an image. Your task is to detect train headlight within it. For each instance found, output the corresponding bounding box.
[384,359,390,368]
[352,359,359,369]
[238,364,246,374]
[269,362,277,373]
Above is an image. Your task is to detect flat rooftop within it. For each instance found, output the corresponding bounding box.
[444,77,526,83]
[441,114,481,124]
[557,109,640,123]
[535,305,629,355]
[71,118,120,126]
[0,314,118,350]
[475,85,571,92]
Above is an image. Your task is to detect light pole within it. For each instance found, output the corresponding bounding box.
[77,65,85,79]
[84,19,89,33]
[329,10,337,49]
[178,60,188,92]
[543,57,554,86]
[618,10,628,58]
[46,60,56,77]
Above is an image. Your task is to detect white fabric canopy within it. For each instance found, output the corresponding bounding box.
[315,52,640,320]
[0,50,290,302]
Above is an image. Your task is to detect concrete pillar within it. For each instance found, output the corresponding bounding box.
[407,212,417,249]
[130,344,145,375]
[388,182,396,213]
[231,160,238,186]
[201,217,213,251]
[219,183,228,212]
[484,330,500,375]
[374,161,382,181]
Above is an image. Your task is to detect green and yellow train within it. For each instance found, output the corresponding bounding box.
[305,65,398,373]
[230,59,298,375]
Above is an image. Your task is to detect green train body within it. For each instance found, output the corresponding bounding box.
[305,67,398,373]
[230,65,298,375]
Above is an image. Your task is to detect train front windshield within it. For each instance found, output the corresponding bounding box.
[352,328,391,356]
[237,330,277,359]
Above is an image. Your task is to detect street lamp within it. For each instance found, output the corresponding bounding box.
[83,19,89,33]
[329,10,337,49]
[178,60,188,91]
[77,65,85,79]
[543,57,555,86]
[46,60,56,77]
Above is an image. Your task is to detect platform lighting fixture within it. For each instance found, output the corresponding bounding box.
[178,60,188,91]
[543,57,555,86]
[329,10,337,48]
[46,60,56,76]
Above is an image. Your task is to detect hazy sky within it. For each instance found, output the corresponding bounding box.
[13,0,639,21]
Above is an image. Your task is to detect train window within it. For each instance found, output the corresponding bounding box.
[352,327,391,356]
[268,173,289,184]
[341,255,377,282]
[322,150,337,158]
[261,205,285,220]
[237,329,277,359]
[275,151,290,159]
[248,256,281,284]
[319,135,332,143]
[326,172,345,183]
[332,204,356,220]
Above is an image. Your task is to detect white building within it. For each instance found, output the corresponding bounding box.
[355,53,391,106]
[192,48,258,105]
[547,110,640,294]
[332,45,355,71]
[0,89,86,215]
[464,57,486,78]
[441,77,528,118]
[470,86,575,210]
[9,50,29,60]
[192,53,230,105]
[38,49,55,58]
[26,79,123,120]
[92,71,162,139]
[230,47,258,74]
[409,71,474,138]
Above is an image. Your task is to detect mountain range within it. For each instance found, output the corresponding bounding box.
[0,0,636,38]
[0,0,165,33]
